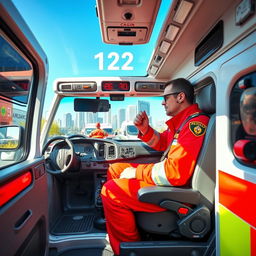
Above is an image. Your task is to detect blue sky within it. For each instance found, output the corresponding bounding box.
[12,0,171,120]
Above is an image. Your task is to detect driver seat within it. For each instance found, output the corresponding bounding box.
[135,84,216,239]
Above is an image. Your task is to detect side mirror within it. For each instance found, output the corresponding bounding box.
[123,131,127,136]
[0,125,23,150]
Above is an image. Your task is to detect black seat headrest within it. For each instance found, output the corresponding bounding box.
[196,85,216,114]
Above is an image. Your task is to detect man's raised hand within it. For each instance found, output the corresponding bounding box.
[134,111,149,135]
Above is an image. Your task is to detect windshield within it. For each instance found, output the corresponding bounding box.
[11,0,172,143]
[13,0,171,119]
[48,96,168,140]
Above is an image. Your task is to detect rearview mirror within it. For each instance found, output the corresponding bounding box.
[74,98,110,112]
[0,125,22,150]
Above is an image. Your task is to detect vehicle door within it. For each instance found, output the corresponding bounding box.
[217,31,256,255]
[0,1,48,256]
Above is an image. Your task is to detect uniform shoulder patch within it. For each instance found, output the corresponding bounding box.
[189,121,207,136]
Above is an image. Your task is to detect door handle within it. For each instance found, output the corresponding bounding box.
[14,209,32,231]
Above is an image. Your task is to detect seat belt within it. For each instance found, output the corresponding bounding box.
[160,113,208,161]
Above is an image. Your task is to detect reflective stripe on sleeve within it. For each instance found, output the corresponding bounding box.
[147,130,160,147]
[151,159,172,186]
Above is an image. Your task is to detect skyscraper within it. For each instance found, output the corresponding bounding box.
[64,113,72,129]
[138,100,150,116]
[126,105,137,122]
[117,108,126,128]
[93,112,98,123]
[138,100,152,125]
[112,114,118,131]
[104,109,111,124]
[75,112,85,130]
[86,112,94,123]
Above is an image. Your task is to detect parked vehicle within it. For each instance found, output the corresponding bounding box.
[117,121,139,140]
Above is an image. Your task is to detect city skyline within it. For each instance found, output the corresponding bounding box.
[60,99,155,130]
[54,96,168,133]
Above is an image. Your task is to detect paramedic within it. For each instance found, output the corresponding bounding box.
[88,122,108,138]
[101,78,209,255]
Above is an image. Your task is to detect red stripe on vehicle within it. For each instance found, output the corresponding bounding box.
[219,170,256,228]
[0,172,32,207]
[251,227,256,256]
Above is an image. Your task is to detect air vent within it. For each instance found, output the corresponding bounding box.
[195,20,223,66]
[98,144,105,157]
[108,146,115,158]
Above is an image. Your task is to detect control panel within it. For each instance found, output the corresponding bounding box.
[120,146,136,158]
[95,174,107,207]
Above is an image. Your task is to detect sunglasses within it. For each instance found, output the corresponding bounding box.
[163,92,181,102]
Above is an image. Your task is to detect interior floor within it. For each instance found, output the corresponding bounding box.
[49,248,114,256]
[51,213,96,235]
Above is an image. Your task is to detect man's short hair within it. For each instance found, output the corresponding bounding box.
[165,78,194,104]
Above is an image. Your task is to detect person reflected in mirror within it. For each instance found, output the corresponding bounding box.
[101,78,210,255]
[240,87,256,136]
[88,122,108,138]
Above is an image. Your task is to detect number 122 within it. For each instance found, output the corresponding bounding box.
[94,52,134,71]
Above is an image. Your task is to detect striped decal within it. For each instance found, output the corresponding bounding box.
[151,160,172,186]
[219,171,256,227]
[219,205,250,256]
[251,227,256,256]
[147,130,160,147]
[219,170,256,256]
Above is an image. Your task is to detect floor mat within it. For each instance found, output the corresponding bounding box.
[52,214,95,235]
[58,248,114,256]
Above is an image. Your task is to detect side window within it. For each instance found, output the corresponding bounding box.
[230,72,256,167]
[0,33,33,168]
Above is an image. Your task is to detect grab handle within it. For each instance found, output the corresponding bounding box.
[14,210,32,231]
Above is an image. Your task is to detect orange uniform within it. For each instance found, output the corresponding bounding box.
[89,128,108,138]
[101,104,209,255]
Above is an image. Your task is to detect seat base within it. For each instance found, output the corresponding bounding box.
[120,231,215,256]
[136,211,178,235]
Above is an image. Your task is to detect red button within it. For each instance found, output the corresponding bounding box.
[178,207,189,215]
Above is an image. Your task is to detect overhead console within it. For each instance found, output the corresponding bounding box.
[55,78,165,96]
[96,0,161,44]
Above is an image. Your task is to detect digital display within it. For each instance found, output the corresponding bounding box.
[102,81,130,91]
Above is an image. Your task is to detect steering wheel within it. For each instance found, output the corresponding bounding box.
[42,136,79,174]
[68,134,87,139]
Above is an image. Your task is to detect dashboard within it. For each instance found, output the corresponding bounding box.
[72,139,136,161]
[46,137,162,172]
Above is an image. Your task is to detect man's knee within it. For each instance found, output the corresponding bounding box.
[107,163,130,180]
[101,179,114,199]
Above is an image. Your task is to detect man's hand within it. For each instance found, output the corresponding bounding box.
[134,111,149,135]
[120,167,136,179]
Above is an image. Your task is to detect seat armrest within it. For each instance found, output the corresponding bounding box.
[138,186,201,205]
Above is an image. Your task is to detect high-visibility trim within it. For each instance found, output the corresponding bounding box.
[219,205,250,256]
[151,160,172,186]
[219,170,256,227]
[147,130,160,147]
[251,227,256,256]
[0,171,32,207]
